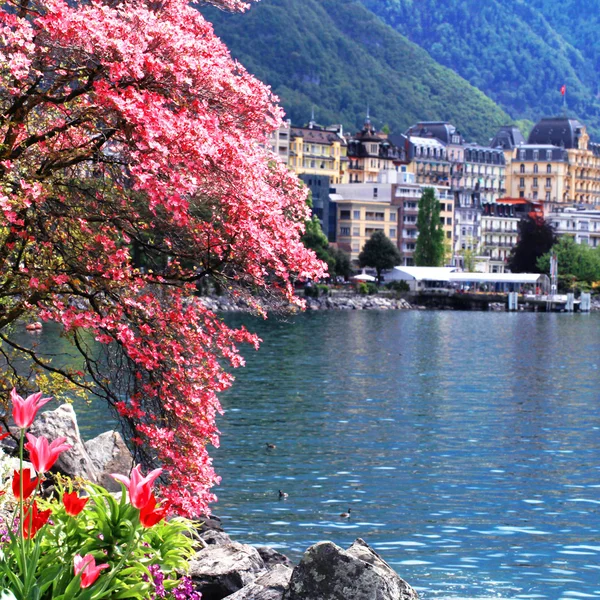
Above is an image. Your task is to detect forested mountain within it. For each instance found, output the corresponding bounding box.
[202,0,511,143]
[360,0,600,135]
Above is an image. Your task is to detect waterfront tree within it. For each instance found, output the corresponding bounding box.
[508,216,557,273]
[538,237,600,290]
[358,231,402,283]
[414,187,445,266]
[0,0,324,516]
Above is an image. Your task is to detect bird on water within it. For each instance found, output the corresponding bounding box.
[266,443,276,450]
[278,490,288,499]
[339,508,351,518]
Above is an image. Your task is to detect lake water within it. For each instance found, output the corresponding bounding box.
[12,311,600,599]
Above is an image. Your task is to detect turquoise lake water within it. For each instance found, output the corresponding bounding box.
[12,311,600,599]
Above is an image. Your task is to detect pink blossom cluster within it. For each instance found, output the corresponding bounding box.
[0,0,325,515]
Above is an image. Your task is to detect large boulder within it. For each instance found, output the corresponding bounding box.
[226,564,293,600]
[256,546,294,570]
[29,405,98,482]
[84,431,133,492]
[189,541,266,600]
[283,538,418,600]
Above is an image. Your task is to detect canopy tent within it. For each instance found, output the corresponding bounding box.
[351,273,377,282]
[448,273,545,284]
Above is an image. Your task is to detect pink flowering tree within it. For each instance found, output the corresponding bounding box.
[0,0,325,515]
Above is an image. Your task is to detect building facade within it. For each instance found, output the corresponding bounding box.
[547,208,600,248]
[289,124,348,184]
[330,182,397,261]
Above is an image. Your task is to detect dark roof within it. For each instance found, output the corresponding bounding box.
[404,122,461,144]
[490,126,526,150]
[527,117,584,149]
[291,126,345,146]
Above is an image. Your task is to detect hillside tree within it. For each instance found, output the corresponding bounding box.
[414,188,445,266]
[0,0,324,515]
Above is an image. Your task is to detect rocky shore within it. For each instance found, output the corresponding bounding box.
[1,405,420,600]
[199,294,413,313]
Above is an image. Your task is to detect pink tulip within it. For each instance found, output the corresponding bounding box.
[112,464,162,509]
[25,433,71,474]
[11,389,52,429]
[74,554,109,589]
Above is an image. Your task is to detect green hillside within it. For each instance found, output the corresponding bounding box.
[202,0,512,143]
[360,0,600,135]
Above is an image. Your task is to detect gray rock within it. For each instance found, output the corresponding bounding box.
[283,538,418,600]
[189,541,265,600]
[84,431,133,492]
[256,546,294,569]
[226,564,293,600]
[200,529,233,546]
[30,405,98,482]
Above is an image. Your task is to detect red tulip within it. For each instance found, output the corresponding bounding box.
[112,464,162,509]
[139,493,169,528]
[25,433,71,474]
[12,468,40,500]
[63,491,89,516]
[0,432,10,441]
[22,501,52,539]
[10,389,52,429]
[74,554,109,589]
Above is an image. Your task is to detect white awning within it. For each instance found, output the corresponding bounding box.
[389,266,457,282]
[448,273,544,284]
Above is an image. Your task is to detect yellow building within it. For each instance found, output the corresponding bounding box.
[505,118,600,213]
[329,183,398,261]
[289,124,347,184]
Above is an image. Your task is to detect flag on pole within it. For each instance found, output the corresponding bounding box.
[561,84,566,96]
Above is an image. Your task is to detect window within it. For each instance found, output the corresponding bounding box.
[340,226,350,236]
[519,149,526,160]
[533,191,538,200]
[519,178,525,188]
[520,164,525,173]
[546,178,551,188]
[389,228,397,238]
[547,164,552,173]
[340,210,351,220]
[533,164,538,174]
[353,210,360,219]
[352,227,360,236]
[373,187,378,198]
[365,211,385,221]
[533,178,538,188]
[546,192,551,201]
[447,217,452,225]
[365,227,384,236]
[546,150,552,160]
[389,212,396,222]
[352,243,359,252]
[446,231,452,239]
[440,203,446,211]
[533,150,539,161]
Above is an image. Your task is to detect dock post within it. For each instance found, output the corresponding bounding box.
[566,293,575,312]
[508,292,518,311]
[580,292,591,312]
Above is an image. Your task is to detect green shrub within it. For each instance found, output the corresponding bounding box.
[357,282,369,295]
[386,280,410,292]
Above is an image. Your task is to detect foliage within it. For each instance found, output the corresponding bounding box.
[0,0,324,516]
[508,216,557,273]
[537,237,600,290]
[0,390,196,600]
[361,0,600,136]
[357,282,378,295]
[386,280,410,293]
[358,231,402,282]
[304,284,329,298]
[204,0,511,142]
[414,188,445,267]
[302,216,350,279]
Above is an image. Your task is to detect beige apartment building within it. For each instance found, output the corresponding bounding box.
[330,182,397,261]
